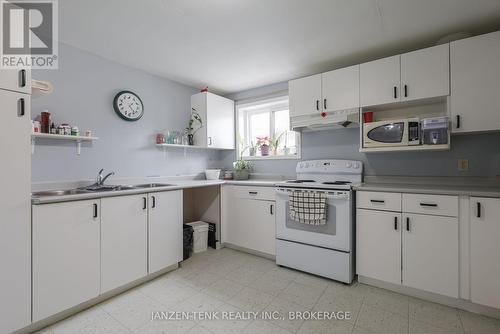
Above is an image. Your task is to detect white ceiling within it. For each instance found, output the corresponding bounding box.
[59,0,500,94]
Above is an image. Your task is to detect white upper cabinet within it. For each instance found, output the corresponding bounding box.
[101,194,148,293]
[322,65,360,113]
[32,200,100,322]
[191,92,235,149]
[470,197,500,309]
[289,74,322,117]
[0,89,31,333]
[148,190,183,274]
[361,45,450,107]
[0,69,31,94]
[360,55,401,107]
[401,44,450,102]
[451,31,500,133]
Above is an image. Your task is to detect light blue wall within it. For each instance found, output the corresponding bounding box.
[32,43,223,182]
[222,82,500,177]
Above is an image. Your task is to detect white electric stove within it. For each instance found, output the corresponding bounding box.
[275,159,363,283]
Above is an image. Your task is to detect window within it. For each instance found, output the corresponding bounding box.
[236,96,300,159]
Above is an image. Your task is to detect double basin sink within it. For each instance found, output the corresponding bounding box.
[32,183,176,197]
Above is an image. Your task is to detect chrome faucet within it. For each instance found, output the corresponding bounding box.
[96,168,115,186]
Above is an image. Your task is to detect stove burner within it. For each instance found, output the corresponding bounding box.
[286,179,316,183]
[322,181,352,185]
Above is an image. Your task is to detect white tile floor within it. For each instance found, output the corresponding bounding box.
[35,248,500,334]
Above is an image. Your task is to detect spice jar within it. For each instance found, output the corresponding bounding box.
[71,126,79,136]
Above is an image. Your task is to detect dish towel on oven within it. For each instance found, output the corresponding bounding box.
[289,190,327,225]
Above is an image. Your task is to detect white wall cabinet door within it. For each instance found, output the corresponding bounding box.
[360,55,401,107]
[192,92,235,149]
[289,74,322,117]
[32,200,101,321]
[321,65,360,112]
[0,90,31,333]
[470,197,500,309]
[148,190,183,273]
[403,214,458,298]
[225,197,275,255]
[101,194,148,293]
[356,209,401,285]
[206,92,235,149]
[401,44,450,102]
[450,31,500,133]
[0,69,31,94]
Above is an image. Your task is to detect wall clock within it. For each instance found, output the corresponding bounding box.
[113,91,144,121]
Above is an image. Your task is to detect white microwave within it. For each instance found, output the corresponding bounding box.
[363,118,420,148]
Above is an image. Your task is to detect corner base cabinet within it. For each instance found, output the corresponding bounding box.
[33,199,101,322]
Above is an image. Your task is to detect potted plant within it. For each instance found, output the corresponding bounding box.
[185,108,203,145]
[256,136,271,156]
[270,132,285,155]
[233,159,252,180]
[249,141,257,156]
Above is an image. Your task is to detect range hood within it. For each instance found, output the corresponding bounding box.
[291,108,360,131]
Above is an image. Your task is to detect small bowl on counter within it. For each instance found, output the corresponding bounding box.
[205,169,222,180]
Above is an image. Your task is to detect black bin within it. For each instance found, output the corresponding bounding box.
[183,224,194,260]
[208,222,217,249]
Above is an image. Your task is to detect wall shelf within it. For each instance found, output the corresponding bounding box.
[359,144,450,153]
[155,143,234,151]
[31,133,98,155]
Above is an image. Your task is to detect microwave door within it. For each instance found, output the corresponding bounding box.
[366,122,405,146]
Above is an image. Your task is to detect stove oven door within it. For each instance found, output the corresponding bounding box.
[275,187,351,252]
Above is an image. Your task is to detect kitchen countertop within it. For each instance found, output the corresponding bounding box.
[31,179,280,204]
[355,183,500,198]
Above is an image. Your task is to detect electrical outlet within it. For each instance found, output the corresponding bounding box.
[458,159,469,172]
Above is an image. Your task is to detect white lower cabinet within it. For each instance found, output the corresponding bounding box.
[223,186,276,255]
[33,199,100,321]
[357,191,459,298]
[148,190,183,273]
[356,209,401,285]
[470,197,500,309]
[101,194,148,293]
[403,213,458,298]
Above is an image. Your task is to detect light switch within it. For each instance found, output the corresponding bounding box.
[458,159,469,172]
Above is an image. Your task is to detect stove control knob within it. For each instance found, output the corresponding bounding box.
[353,162,360,169]
[346,162,352,168]
[305,163,310,168]
[299,163,304,169]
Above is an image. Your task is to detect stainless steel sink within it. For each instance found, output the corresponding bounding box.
[133,183,176,188]
[83,185,137,192]
[32,189,92,197]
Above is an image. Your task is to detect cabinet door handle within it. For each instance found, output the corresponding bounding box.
[249,191,258,195]
[208,137,212,146]
[18,98,25,117]
[143,197,147,210]
[404,84,408,98]
[420,203,437,207]
[394,86,398,99]
[316,100,319,111]
[20,69,27,87]
[406,217,410,231]
[323,99,327,110]
[93,203,98,218]
[370,199,385,204]
[270,204,274,215]
[477,202,481,218]
[456,115,461,129]
[151,196,156,208]
[394,216,398,230]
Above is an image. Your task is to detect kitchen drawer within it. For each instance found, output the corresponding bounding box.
[357,191,401,212]
[231,185,275,201]
[402,193,458,217]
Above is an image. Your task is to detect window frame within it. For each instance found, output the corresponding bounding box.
[236,95,301,160]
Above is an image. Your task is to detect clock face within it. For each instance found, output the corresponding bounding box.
[113,91,144,121]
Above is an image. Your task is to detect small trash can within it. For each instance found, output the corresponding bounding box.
[183,224,194,260]
[185,221,209,253]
